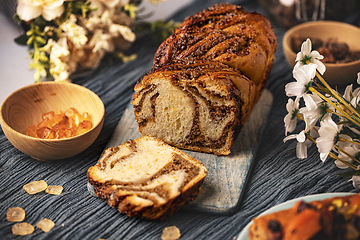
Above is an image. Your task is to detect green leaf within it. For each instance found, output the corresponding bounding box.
[14,34,29,46]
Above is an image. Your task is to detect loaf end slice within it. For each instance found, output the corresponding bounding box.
[132,61,256,155]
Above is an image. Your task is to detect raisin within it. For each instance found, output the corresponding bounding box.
[297,201,314,212]
[268,220,282,232]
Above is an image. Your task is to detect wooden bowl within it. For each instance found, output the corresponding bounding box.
[0,82,105,161]
[283,21,360,86]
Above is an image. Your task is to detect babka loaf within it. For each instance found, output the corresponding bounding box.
[87,136,207,220]
[249,194,360,240]
[132,4,277,155]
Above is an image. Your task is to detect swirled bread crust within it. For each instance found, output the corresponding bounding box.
[153,3,277,90]
[87,136,207,220]
[249,194,360,240]
[132,4,277,155]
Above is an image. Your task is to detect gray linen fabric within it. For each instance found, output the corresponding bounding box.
[1,0,360,239]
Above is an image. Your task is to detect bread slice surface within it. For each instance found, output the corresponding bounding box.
[87,135,207,220]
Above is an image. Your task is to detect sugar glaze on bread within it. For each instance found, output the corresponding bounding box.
[87,136,207,220]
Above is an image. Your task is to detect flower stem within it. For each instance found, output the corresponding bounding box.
[334,145,360,165]
[306,134,357,169]
[316,71,360,121]
[328,152,357,170]
[338,137,360,147]
[309,87,360,128]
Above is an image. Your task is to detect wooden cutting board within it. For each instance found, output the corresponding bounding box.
[94,89,273,215]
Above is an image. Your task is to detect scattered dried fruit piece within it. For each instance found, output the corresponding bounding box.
[23,180,48,194]
[161,226,181,240]
[6,207,25,222]
[37,218,55,232]
[12,222,34,236]
[46,185,63,195]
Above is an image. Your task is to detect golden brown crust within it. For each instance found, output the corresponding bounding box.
[153,3,277,89]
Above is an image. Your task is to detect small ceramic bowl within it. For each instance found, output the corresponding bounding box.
[0,82,105,161]
[283,21,360,86]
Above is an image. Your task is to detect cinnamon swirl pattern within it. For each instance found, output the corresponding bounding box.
[87,136,207,220]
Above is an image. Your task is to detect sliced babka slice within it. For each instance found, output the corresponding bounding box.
[132,60,258,155]
[87,136,207,220]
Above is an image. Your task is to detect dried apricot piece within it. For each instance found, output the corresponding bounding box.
[161,226,181,240]
[12,222,34,236]
[37,218,55,232]
[46,185,63,195]
[23,180,48,194]
[6,207,25,222]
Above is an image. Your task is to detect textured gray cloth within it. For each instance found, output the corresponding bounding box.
[1,0,360,239]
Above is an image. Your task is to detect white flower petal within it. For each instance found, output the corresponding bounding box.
[285,82,304,97]
[296,142,307,159]
[320,152,329,162]
[316,137,334,153]
[343,84,353,101]
[42,4,64,21]
[296,130,306,143]
[312,59,326,75]
[301,38,312,56]
[303,93,317,110]
[284,114,297,135]
[357,72,360,85]
[283,134,297,143]
[310,50,324,60]
[350,175,360,189]
[335,160,350,169]
[17,3,42,21]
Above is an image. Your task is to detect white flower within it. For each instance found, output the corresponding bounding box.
[60,15,88,47]
[284,97,300,135]
[349,166,360,189]
[343,84,360,108]
[357,72,360,85]
[316,116,340,162]
[109,24,136,42]
[299,93,331,131]
[285,63,318,110]
[88,0,105,16]
[284,130,312,159]
[17,0,65,22]
[99,0,129,8]
[295,38,326,75]
[350,175,360,189]
[43,37,72,82]
[89,30,114,53]
[335,145,356,169]
[300,107,321,132]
